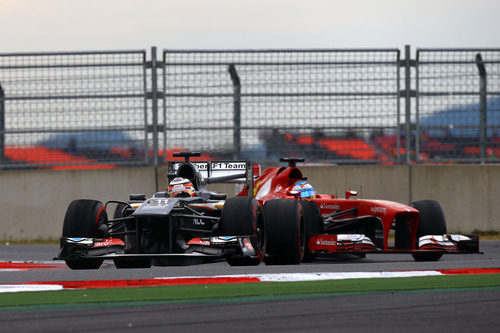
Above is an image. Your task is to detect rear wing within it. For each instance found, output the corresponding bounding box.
[167,161,260,195]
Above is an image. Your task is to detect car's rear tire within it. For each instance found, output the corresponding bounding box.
[62,199,107,270]
[220,196,265,266]
[300,201,323,262]
[411,200,447,262]
[112,203,152,269]
[263,199,304,265]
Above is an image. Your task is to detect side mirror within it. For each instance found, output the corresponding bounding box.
[287,190,300,198]
[129,194,146,201]
[346,190,357,199]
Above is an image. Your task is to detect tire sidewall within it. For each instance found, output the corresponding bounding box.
[412,199,447,261]
[300,200,322,262]
[63,199,108,238]
[62,199,107,269]
[264,199,304,264]
[221,196,265,264]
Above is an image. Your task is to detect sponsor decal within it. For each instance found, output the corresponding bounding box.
[309,235,338,251]
[309,234,377,252]
[192,219,205,225]
[93,239,124,247]
[170,161,248,181]
[67,238,86,242]
[316,238,337,246]
[187,238,211,246]
[371,206,387,214]
[210,236,238,244]
[94,240,111,247]
[320,203,340,210]
[65,238,93,245]
[192,212,206,225]
[194,162,246,171]
[193,219,205,225]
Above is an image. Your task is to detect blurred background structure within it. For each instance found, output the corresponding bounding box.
[0,46,499,169]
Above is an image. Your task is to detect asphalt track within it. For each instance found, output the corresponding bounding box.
[1,241,500,332]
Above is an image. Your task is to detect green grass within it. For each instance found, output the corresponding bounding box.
[1,273,500,311]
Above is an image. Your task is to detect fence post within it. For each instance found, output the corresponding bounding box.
[0,83,4,168]
[228,64,241,160]
[150,46,159,167]
[396,50,401,164]
[161,50,167,166]
[404,45,412,164]
[475,53,487,164]
[415,50,420,163]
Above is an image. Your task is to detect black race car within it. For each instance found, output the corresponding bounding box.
[56,152,265,269]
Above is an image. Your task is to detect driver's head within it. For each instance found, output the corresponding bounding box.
[292,180,316,199]
[167,177,195,198]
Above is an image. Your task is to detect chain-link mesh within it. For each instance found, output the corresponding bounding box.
[162,49,401,164]
[2,47,500,170]
[0,51,147,169]
[416,49,500,162]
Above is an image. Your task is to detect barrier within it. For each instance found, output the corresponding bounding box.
[1,167,155,240]
[1,165,498,240]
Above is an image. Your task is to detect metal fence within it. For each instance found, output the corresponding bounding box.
[162,49,401,164]
[0,46,499,169]
[416,49,500,163]
[0,50,148,169]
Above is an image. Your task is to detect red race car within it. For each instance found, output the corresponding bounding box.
[238,157,480,264]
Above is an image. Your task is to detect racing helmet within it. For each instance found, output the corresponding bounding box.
[292,180,316,199]
[167,177,195,198]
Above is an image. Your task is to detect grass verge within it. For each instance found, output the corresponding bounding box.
[1,273,500,310]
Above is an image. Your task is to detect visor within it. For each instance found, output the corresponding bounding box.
[299,189,316,198]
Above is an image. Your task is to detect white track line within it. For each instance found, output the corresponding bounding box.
[0,284,63,293]
[241,271,443,282]
[0,269,484,294]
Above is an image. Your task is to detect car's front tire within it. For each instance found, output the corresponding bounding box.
[220,196,265,266]
[62,199,107,270]
[300,200,323,262]
[412,200,447,261]
[263,199,304,265]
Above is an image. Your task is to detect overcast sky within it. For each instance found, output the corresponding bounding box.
[1,0,499,52]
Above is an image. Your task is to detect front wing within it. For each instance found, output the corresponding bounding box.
[308,234,480,254]
[55,235,258,265]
